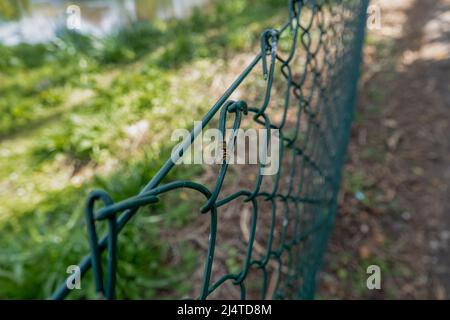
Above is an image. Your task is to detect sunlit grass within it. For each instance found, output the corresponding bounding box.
[0,0,286,299]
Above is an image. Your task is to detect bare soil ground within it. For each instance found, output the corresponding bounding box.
[159,0,449,300]
[317,0,450,299]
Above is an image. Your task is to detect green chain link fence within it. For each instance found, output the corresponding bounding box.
[51,0,369,300]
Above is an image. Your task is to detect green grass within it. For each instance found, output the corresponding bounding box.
[0,0,287,299]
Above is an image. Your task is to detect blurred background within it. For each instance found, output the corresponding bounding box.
[0,0,448,299]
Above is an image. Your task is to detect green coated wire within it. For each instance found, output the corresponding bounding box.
[51,0,369,300]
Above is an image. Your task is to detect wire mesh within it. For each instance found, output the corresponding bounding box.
[51,0,369,300]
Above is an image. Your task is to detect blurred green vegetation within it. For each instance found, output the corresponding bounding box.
[0,0,30,21]
[0,0,285,298]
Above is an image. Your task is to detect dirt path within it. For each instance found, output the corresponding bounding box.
[392,0,450,299]
[318,0,450,299]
